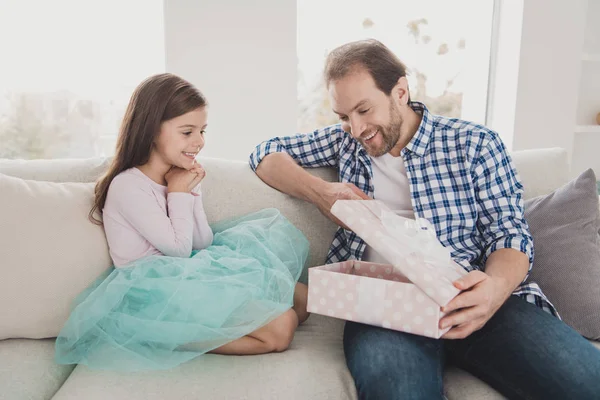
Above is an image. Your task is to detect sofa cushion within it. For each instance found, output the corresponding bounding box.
[0,174,112,340]
[48,314,516,400]
[525,169,600,339]
[51,315,358,400]
[444,367,506,399]
[0,338,75,400]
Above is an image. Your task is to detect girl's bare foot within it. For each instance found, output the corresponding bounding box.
[208,309,298,355]
[293,283,310,324]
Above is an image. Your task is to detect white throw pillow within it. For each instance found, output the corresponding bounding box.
[0,173,112,340]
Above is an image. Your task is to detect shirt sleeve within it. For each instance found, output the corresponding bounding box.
[249,124,347,170]
[471,132,534,277]
[191,184,213,250]
[110,176,195,258]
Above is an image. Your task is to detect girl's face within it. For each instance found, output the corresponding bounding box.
[153,107,207,170]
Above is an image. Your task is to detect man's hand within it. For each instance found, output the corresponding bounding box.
[439,270,513,339]
[314,182,370,229]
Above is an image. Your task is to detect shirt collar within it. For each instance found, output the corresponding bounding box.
[402,101,435,158]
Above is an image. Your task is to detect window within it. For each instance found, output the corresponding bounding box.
[0,0,164,159]
[297,0,496,132]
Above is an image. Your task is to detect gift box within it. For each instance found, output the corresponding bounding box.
[307,200,468,338]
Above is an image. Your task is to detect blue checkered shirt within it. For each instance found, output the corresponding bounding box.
[249,101,558,317]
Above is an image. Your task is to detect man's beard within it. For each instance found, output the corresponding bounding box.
[361,103,403,157]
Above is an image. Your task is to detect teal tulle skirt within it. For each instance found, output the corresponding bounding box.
[55,209,309,371]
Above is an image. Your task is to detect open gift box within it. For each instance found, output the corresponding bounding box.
[307,200,468,339]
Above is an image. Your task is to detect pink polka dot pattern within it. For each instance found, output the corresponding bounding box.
[307,260,451,339]
[330,200,467,307]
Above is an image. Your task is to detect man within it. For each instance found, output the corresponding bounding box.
[249,39,600,399]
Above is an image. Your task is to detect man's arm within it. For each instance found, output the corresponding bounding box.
[484,248,529,300]
[472,133,534,274]
[249,125,345,172]
[249,125,370,225]
[441,132,533,339]
[255,152,328,203]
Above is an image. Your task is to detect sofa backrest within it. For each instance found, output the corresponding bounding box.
[0,147,577,339]
[0,157,111,183]
[0,147,571,280]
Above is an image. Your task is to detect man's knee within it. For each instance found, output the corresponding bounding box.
[343,322,444,399]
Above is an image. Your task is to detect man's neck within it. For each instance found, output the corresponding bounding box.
[389,106,423,157]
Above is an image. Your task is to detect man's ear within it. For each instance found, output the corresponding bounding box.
[392,76,410,106]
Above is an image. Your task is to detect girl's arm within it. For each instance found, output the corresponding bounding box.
[109,176,195,258]
[191,184,214,250]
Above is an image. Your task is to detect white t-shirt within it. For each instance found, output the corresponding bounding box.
[362,153,415,264]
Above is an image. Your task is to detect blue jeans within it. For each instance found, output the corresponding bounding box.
[343,296,600,399]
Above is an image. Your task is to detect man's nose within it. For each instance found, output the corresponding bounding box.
[349,116,366,139]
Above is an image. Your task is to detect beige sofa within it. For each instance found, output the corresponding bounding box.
[1,147,598,400]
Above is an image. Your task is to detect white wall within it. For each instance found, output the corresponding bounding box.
[164,0,598,179]
[572,0,600,178]
[510,0,587,161]
[486,0,524,151]
[164,0,297,162]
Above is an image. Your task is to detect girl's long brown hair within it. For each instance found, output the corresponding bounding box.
[90,73,207,224]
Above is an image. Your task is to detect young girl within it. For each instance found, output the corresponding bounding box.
[55,73,310,371]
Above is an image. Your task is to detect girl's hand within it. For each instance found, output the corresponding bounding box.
[187,162,206,191]
[165,164,204,193]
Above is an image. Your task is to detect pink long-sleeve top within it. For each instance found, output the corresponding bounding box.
[102,168,214,267]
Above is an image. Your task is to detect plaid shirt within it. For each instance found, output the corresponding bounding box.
[250,102,558,317]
